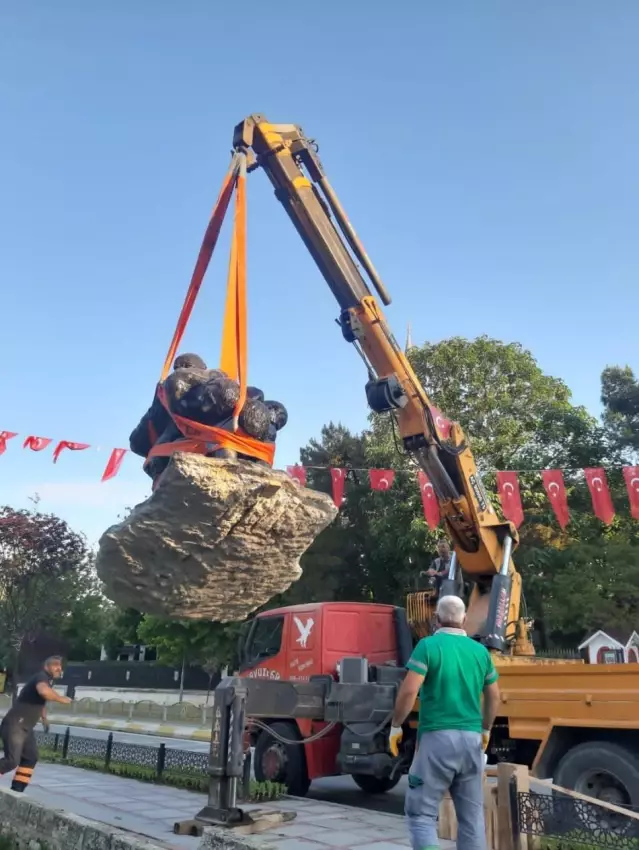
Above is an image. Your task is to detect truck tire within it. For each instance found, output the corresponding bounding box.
[554,741,639,836]
[352,774,402,794]
[254,721,311,797]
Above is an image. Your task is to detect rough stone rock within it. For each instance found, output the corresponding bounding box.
[96,454,337,621]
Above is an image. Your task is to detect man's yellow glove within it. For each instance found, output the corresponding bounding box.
[482,729,491,752]
[389,725,403,757]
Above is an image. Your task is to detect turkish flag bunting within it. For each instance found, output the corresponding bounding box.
[287,465,307,487]
[429,406,452,440]
[53,441,91,464]
[23,436,52,452]
[623,466,639,520]
[101,448,127,482]
[417,471,440,529]
[369,469,395,491]
[496,471,524,529]
[330,468,346,508]
[0,431,18,456]
[584,467,615,525]
[542,469,570,529]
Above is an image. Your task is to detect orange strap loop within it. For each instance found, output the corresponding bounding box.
[220,155,248,426]
[146,387,274,466]
[160,154,241,382]
[145,418,275,466]
[155,152,273,468]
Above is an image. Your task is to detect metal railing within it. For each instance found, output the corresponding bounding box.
[516,787,639,849]
[35,727,209,779]
[0,694,212,725]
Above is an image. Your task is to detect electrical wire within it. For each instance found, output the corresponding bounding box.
[248,710,395,747]
[248,718,338,746]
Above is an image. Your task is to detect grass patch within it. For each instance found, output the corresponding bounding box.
[38,747,286,801]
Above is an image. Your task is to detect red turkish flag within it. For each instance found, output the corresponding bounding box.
[0,431,18,456]
[23,436,52,452]
[417,471,440,529]
[330,468,346,508]
[542,469,570,529]
[623,466,639,520]
[429,406,452,440]
[101,448,127,482]
[496,471,524,529]
[369,469,395,491]
[584,468,615,525]
[53,441,91,464]
[287,465,307,487]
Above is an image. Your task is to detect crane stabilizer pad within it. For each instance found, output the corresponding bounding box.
[95,454,337,621]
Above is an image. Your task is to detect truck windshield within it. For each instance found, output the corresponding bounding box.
[243,616,284,668]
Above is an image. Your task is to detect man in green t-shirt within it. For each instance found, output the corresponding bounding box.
[389,595,501,850]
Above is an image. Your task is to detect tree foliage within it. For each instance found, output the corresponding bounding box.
[136,616,240,670]
[0,507,94,671]
[602,365,639,455]
[286,337,639,647]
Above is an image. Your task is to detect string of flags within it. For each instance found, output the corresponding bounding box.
[285,464,639,529]
[3,428,638,529]
[0,431,127,483]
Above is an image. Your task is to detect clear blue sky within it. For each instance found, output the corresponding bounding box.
[1,2,637,543]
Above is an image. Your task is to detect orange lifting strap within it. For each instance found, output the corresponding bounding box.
[150,152,275,471]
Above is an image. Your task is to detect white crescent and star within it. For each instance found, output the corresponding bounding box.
[590,476,603,492]
[421,481,434,499]
[503,482,515,495]
[548,482,560,497]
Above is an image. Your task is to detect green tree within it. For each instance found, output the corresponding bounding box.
[101,607,144,659]
[288,337,637,647]
[602,365,639,454]
[57,592,112,661]
[370,336,607,472]
[0,506,94,683]
[137,616,241,699]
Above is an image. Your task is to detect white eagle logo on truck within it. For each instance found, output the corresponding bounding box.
[293,616,314,648]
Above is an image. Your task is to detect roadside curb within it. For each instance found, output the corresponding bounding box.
[198,830,276,849]
[0,711,212,742]
[61,717,212,741]
[0,785,172,848]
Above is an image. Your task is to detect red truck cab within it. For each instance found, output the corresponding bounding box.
[238,601,409,795]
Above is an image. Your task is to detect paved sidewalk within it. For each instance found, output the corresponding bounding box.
[0,763,454,849]
[0,709,211,741]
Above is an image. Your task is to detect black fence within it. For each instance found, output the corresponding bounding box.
[516,789,639,849]
[36,727,209,780]
[57,662,219,693]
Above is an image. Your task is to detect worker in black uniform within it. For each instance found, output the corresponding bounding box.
[0,656,71,792]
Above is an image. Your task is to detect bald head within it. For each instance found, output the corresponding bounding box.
[173,353,207,371]
[436,595,466,629]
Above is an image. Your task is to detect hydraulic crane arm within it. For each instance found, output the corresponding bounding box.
[234,114,523,652]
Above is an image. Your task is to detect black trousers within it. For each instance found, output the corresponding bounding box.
[0,717,38,792]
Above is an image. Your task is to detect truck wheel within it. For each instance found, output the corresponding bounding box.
[254,721,311,797]
[554,742,639,835]
[352,774,401,794]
